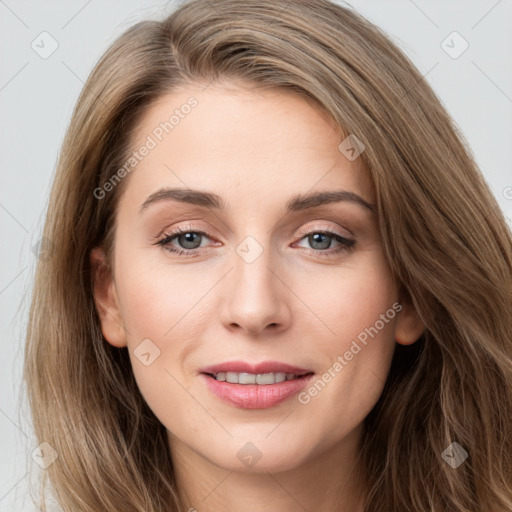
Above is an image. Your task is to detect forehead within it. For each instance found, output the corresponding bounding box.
[121,82,373,211]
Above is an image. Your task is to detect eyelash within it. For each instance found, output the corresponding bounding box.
[154,225,355,259]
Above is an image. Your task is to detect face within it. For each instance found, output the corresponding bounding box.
[91,81,424,476]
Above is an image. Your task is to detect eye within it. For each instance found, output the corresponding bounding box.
[154,226,214,258]
[154,225,355,259]
[294,228,355,257]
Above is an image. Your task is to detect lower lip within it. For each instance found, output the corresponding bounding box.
[200,373,315,409]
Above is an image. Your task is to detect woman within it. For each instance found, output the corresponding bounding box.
[24,0,512,510]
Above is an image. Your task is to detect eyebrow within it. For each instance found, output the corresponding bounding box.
[139,187,376,214]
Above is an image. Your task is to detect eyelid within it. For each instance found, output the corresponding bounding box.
[294,222,353,240]
[154,220,211,239]
[158,226,218,247]
[157,221,352,243]
[155,228,354,259]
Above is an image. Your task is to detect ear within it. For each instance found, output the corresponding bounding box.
[394,301,426,345]
[90,247,127,348]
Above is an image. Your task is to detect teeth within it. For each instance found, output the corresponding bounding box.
[213,372,299,384]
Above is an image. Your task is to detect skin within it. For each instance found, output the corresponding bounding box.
[91,81,425,512]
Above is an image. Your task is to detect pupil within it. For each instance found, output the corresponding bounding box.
[180,232,200,249]
[310,233,330,250]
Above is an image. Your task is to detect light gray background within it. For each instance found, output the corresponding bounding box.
[1,1,511,510]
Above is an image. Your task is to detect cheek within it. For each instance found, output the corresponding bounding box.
[113,249,216,416]
[291,247,397,344]
[115,244,208,339]
[292,250,398,422]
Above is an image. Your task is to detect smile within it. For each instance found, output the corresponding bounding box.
[201,372,315,409]
[208,371,311,384]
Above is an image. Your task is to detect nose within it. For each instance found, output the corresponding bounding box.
[220,242,292,336]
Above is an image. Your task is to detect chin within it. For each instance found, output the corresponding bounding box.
[204,436,311,474]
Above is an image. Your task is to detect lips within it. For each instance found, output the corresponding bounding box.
[199,360,316,408]
[199,360,313,376]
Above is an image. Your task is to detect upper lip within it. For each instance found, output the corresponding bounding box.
[199,360,314,376]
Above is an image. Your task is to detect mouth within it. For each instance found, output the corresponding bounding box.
[200,368,316,409]
[198,361,315,408]
[202,371,314,385]
[199,360,314,379]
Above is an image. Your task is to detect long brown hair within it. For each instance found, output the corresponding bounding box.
[24,0,512,510]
